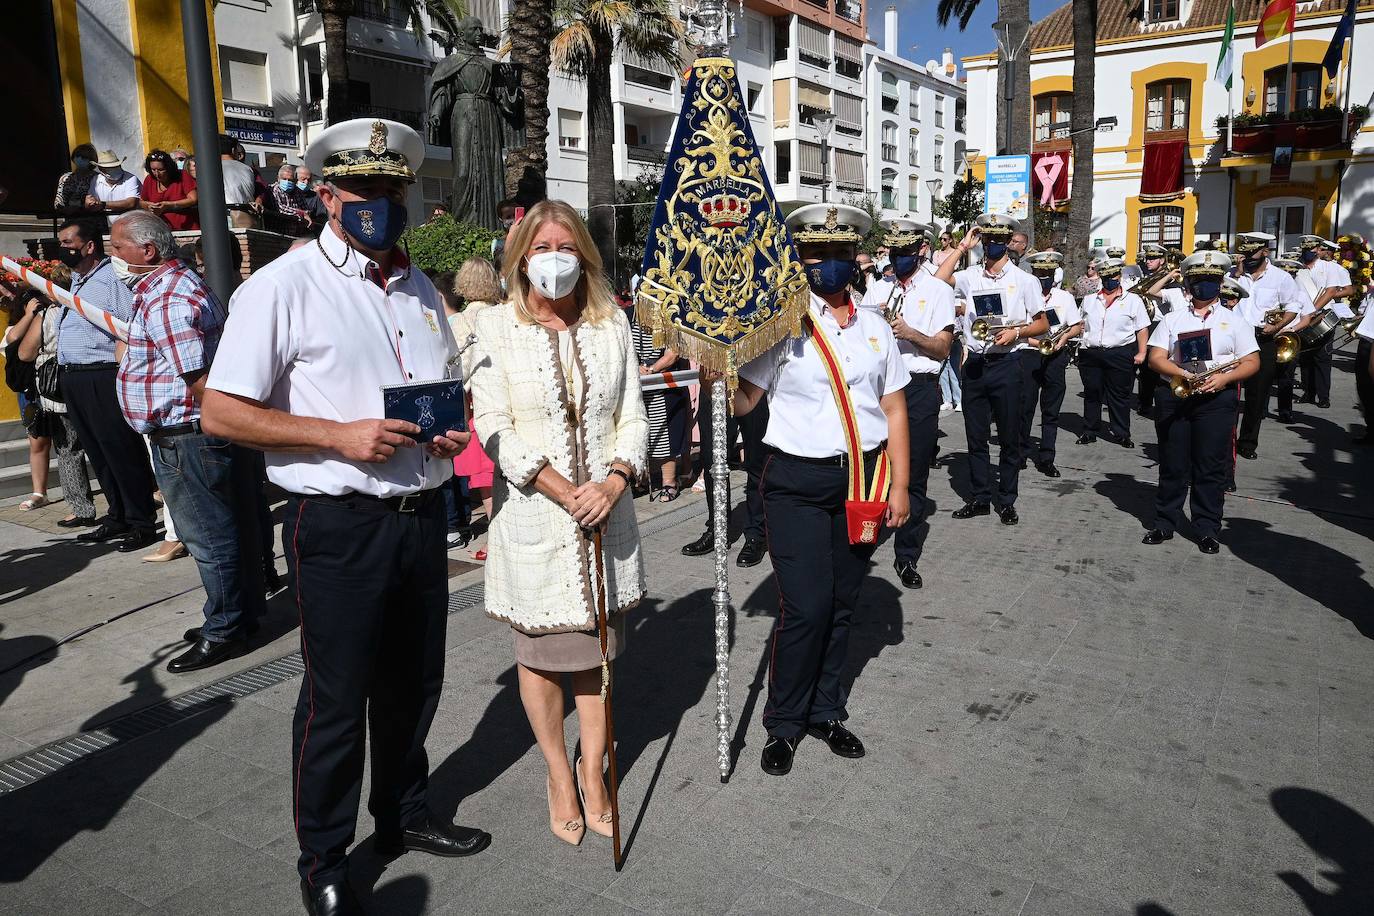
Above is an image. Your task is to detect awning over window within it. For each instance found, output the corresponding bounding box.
[1141,139,1185,197]
[797,82,831,112]
[835,35,862,64]
[835,92,862,131]
[799,20,829,58]
[835,149,864,185]
[798,141,823,180]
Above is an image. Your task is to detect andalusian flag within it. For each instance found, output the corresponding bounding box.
[1215,1,1236,89]
[1255,0,1296,47]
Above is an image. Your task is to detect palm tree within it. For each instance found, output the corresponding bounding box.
[936,0,1031,156]
[551,0,684,274]
[506,0,554,201]
[318,0,355,126]
[1064,0,1097,281]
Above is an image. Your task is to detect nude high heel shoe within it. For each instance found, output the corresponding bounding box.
[576,756,614,838]
[547,777,584,846]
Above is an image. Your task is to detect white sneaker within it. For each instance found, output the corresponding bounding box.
[940,402,953,411]
[954,403,963,412]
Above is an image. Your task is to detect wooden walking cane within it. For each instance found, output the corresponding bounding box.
[589,527,624,870]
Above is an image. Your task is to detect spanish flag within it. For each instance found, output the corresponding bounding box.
[1254,0,1295,47]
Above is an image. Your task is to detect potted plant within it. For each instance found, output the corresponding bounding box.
[1223,112,1275,155]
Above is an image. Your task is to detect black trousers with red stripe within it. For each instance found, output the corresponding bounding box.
[761,451,879,739]
[285,491,449,887]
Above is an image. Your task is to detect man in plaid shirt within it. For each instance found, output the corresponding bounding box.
[113,211,266,674]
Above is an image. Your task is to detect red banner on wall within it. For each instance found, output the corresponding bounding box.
[1031,150,1069,205]
[1141,139,1185,197]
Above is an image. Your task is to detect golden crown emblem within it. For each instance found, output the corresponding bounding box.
[701,192,748,228]
[369,120,388,156]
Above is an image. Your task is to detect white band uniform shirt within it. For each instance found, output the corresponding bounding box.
[1234,266,1313,328]
[1080,291,1151,348]
[740,294,908,458]
[1315,259,1355,317]
[1148,304,1260,370]
[1042,287,1082,331]
[1356,305,1374,342]
[860,274,958,375]
[1159,286,1189,315]
[206,226,458,498]
[952,262,1045,355]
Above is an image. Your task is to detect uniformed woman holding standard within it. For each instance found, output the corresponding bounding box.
[730,204,910,777]
[1142,251,1259,554]
[1076,257,1151,447]
[468,199,648,846]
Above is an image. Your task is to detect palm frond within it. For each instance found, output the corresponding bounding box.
[935,0,982,30]
[551,17,598,78]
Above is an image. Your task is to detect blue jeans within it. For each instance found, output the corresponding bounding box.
[939,339,963,405]
[442,473,469,532]
[151,432,265,642]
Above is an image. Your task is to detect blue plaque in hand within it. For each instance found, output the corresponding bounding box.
[381,378,466,442]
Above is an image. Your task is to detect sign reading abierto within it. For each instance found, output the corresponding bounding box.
[984,155,1032,222]
[225,102,274,119]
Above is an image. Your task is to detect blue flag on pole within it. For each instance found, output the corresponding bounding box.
[1323,0,1356,78]
[636,57,808,390]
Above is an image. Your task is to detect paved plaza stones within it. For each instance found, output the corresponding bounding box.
[0,361,1371,915]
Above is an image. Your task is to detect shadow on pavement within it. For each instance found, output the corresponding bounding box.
[0,623,58,712]
[0,536,120,607]
[1272,786,1374,914]
[1092,471,1159,535]
[0,645,233,883]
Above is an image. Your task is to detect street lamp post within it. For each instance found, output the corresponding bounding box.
[962,147,981,187]
[815,112,835,202]
[992,20,1031,157]
[926,178,942,219]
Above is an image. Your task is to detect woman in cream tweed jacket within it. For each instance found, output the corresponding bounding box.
[467,200,646,847]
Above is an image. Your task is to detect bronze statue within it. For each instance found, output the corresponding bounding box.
[427,18,523,228]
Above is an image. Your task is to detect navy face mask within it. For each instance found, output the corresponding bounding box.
[1189,279,1222,302]
[1301,250,1319,265]
[1039,275,1054,294]
[1241,254,1264,272]
[1101,277,1122,292]
[807,259,857,295]
[984,241,1008,263]
[891,253,922,279]
[340,197,408,251]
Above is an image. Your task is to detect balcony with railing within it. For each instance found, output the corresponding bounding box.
[350,104,426,132]
[299,0,409,27]
[1217,104,1370,156]
[837,0,862,22]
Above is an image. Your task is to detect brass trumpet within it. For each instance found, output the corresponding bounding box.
[1331,313,1365,348]
[970,317,1029,342]
[1171,359,1242,397]
[1038,326,1073,356]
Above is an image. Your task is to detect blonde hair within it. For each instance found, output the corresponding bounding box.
[501,199,618,325]
[453,256,503,305]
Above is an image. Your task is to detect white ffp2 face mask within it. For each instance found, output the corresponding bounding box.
[525,251,581,300]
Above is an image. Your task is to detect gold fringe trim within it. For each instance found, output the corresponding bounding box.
[636,283,810,403]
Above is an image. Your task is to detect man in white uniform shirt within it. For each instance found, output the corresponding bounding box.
[202,119,490,916]
[861,217,955,589]
[1232,231,1311,457]
[936,213,1049,525]
[1021,252,1082,477]
[1143,251,1260,554]
[1075,258,1151,447]
[1297,235,1353,408]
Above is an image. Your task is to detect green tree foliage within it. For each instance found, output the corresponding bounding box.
[403,216,499,273]
[613,166,665,288]
[842,192,887,255]
[933,177,985,232]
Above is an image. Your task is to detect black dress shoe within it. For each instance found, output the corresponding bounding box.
[1017,458,1028,470]
[894,561,923,589]
[301,879,363,916]
[760,735,799,776]
[76,521,129,543]
[681,531,714,556]
[1276,411,1294,423]
[1035,461,1061,478]
[951,502,991,519]
[1225,481,1237,493]
[166,637,246,673]
[116,528,159,553]
[1317,400,1330,409]
[997,505,1019,526]
[735,538,766,568]
[807,720,865,758]
[1198,536,1221,555]
[1238,448,1258,460]
[376,816,491,858]
[1141,529,1173,545]
[57,516,98,529]
[1076,433,1097,445]
[1116,437,1134,449]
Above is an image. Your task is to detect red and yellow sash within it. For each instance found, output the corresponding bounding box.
[804,313,892,544]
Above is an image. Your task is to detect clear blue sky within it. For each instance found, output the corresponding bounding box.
[873,0,1066,72]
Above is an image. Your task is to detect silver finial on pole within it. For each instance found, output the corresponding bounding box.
[682,0,742,58]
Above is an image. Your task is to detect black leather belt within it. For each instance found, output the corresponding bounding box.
[306,489,441,514]
[967,351,1012,360]
[150,420,202,442]
[59,361,117,373]
[910,372,941,383]
[769,444,885,468]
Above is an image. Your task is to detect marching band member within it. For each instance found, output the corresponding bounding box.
[1021,252,1082,478]
[1075,257,1150,448]
[1299,235,1354,409]
[1142,251,1259,554]
[937,214,1048,524]
[1233,231,1311,458]
[1134,243,1187,416]
[729,204,910,777]
[861,217,955,589]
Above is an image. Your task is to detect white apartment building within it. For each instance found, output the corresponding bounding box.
[865,6,967,223]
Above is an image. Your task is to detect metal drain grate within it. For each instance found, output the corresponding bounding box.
[0,582,489,795]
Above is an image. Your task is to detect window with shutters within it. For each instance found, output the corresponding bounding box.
[908,176,921,212]
[798,20,830,68]
[934,135,944,172]
[558,108,583,150]
[219,47,270,104]
[909,128,920,167]
[881,122,898,163]
[835,36,862,79]
[835,92,863,136]
[934,94,945,127]
[1149,0,1179,22]
[1146,79,1189,137]
[798,141,824,184]
[909,89,920,122]
[835,150,865,191]
[1138,206,1184,250]
[1264,64,1322,114]
[881,168,897,209]
[1034,92,1071,148]
[881,72,899,113]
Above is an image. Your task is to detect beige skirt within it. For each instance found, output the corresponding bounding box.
[512,614,627,673]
